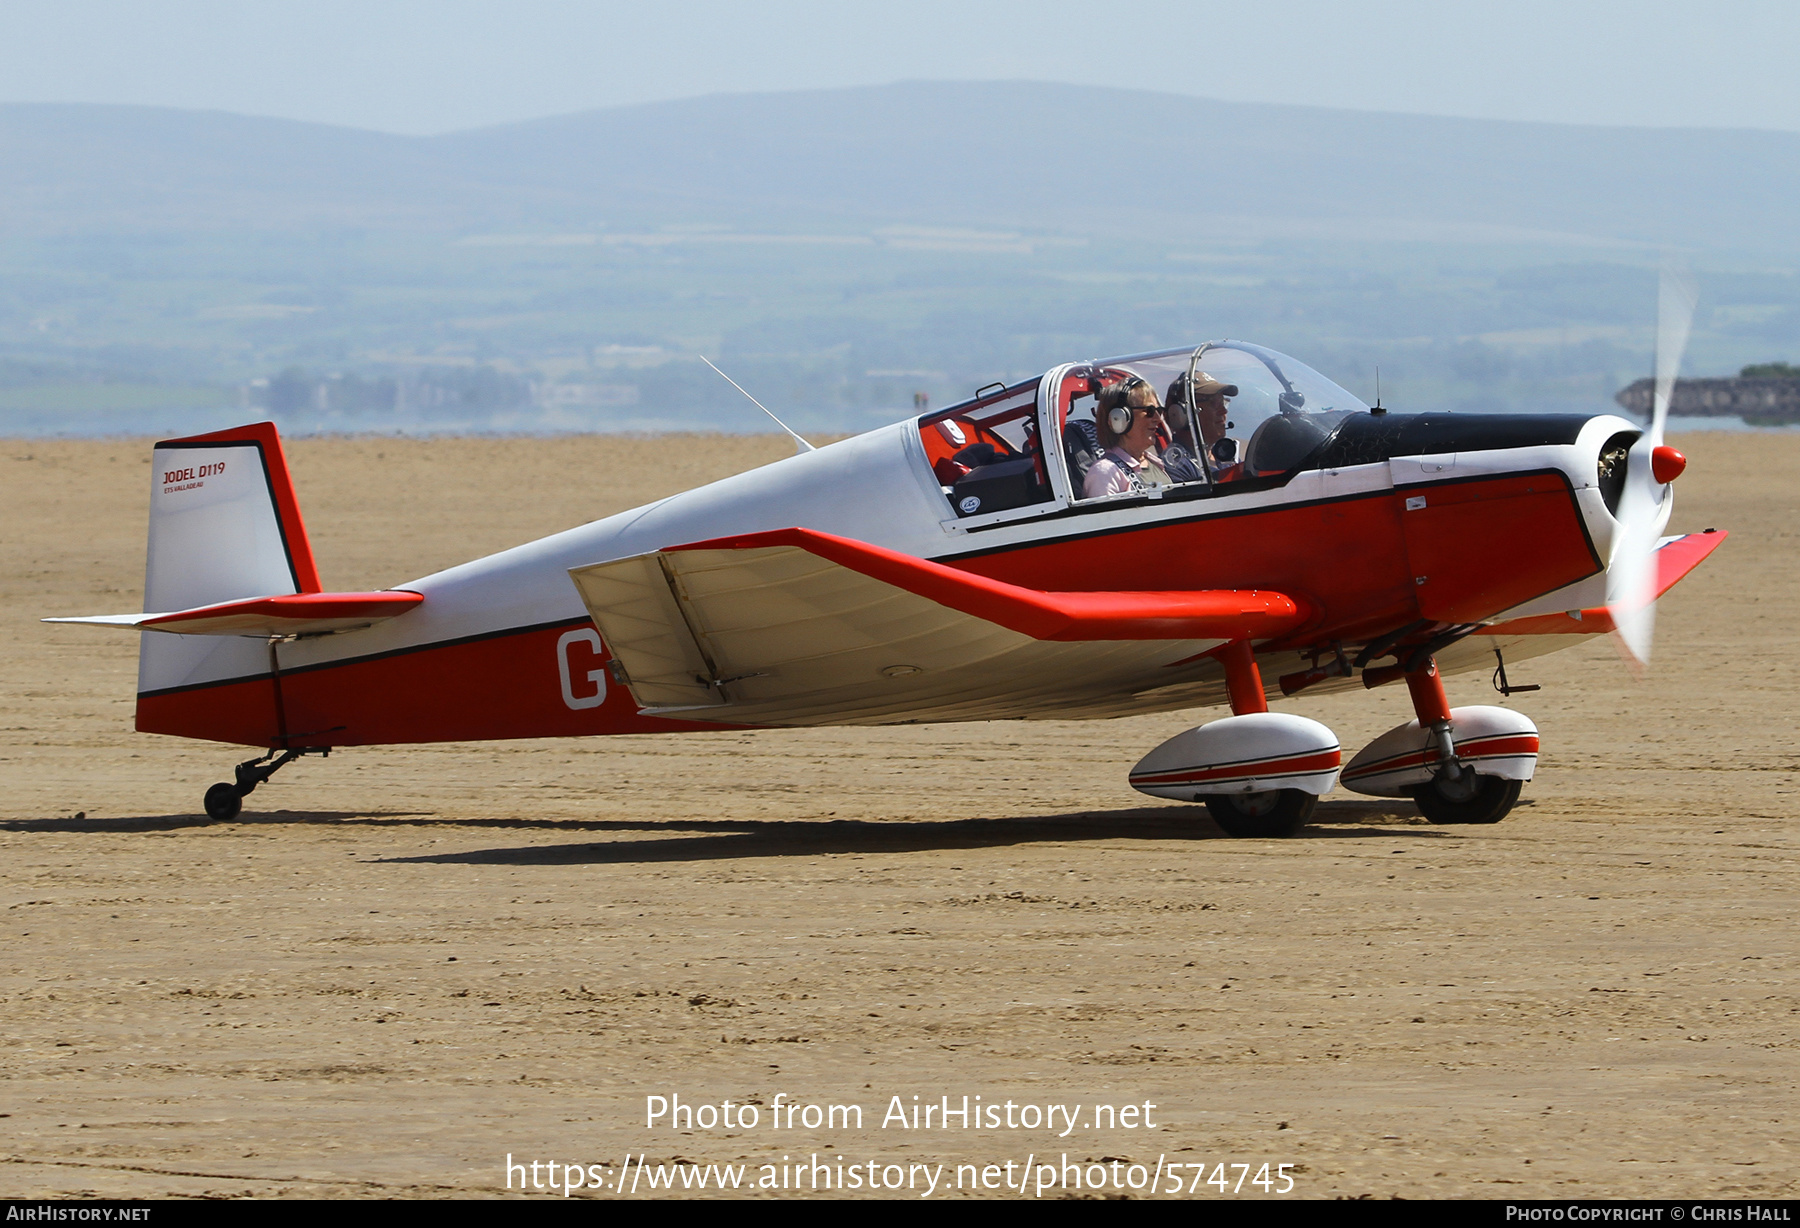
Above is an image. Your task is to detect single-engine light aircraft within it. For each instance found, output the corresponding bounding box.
[50,309,1722,836]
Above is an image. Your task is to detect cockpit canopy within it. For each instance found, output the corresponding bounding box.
[917,341,1370,520]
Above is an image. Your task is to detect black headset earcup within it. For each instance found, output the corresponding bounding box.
[1106,406,1132,435]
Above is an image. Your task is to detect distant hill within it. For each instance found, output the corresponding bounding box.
[3,82,1798,251]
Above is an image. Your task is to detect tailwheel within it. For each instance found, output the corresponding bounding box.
[203,782,243,822]
[200,746,329,821]
[1204,789,1317,838]
[1410,774,1521,825]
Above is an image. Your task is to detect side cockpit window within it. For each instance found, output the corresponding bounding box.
[1061,363,1211,502]
[1056,344,1370,504]
[918,382,1053,519]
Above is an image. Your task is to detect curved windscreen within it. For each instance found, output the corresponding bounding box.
[1183,342,1369,477]
[1190,341,1368,418]
[1060,341,1369,499]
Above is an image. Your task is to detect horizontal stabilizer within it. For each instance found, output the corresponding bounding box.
[45,590,423,637]
[569,527,1308,725]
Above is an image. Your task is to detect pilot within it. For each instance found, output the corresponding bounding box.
[1083,375,1173,498]
[1159,378,1205,483]
[1165,373,1241,480]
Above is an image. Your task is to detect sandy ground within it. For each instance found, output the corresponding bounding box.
[0,430,1793,1200]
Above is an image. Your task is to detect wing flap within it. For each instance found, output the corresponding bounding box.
[565,551,725,707]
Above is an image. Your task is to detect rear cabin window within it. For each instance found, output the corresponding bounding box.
[918,384,1053,518]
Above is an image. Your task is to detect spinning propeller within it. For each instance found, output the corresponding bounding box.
[1606,266,1698,671]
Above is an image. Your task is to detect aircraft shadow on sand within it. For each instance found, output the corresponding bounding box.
[3,798,1528,865]
[380,799,1473,866]
[1,810,428,833]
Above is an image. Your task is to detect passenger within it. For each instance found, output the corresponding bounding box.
[1082,375,1173,498]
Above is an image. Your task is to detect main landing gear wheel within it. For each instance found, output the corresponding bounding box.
[1204,789,1317,838]
[1410,774,1522,825]
[203,782,243,821]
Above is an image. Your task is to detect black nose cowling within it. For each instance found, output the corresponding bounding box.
[1300,411,1594,471]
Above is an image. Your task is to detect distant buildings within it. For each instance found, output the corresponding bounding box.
[246,365,539,416]
[1616,366,1800,426]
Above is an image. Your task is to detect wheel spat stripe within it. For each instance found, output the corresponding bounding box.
[1343,734,1539,781]
[1131,749,1343,786]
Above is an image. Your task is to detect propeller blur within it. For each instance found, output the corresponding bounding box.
[1607,266,1698,671]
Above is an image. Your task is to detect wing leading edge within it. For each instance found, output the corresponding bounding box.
[569,527,1309,727]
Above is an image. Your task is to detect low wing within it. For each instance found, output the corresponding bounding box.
[44,590,423,637]
[1481,530,1727,637]
[568,527,1308,726]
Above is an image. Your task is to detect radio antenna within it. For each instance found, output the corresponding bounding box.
[699,355,817,454]
[1372,366,1386,415]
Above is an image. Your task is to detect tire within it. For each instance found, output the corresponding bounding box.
[1203,789,1317,838]
[203,782,243,822]
[1410,774,1521,825]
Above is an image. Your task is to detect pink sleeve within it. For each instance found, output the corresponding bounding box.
[1082,459,1131,499]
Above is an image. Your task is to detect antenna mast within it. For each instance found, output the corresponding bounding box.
[699,356,817,454]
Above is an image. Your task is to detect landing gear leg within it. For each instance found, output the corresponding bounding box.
[1402,657,1521,825]
[202,747,329,820]
[1201,639,1325,838]
[1216,638,1269,716]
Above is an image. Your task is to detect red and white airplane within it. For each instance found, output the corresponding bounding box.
[49,302,1722,836]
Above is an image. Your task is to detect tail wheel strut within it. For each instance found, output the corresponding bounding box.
[202,747,329,821]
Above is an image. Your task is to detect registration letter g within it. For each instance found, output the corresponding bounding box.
[557,628,608,710]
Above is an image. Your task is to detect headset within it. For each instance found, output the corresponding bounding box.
[1103,375,1152,436]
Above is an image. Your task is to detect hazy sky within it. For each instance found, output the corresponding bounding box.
[4,0,1799,135]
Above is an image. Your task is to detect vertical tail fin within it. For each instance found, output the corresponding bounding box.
[145,420,320,611]
[139,422,320,735]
